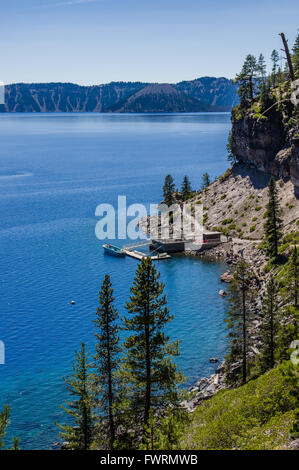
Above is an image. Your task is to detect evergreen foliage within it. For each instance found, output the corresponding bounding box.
[234,54,258,106]
[201,172,210,189]
[163,175,175,206]
[180,365,297,450]
[0,406,9,450]
[271,49,280,87]
[58,342,95,450]
[264,176,283,259]
[259,276,279,372]
[284,245,298,309]
[94,274,121,449]
[226,130,236,165]
[292,32,299,78]
[181,176,193,200]
[122,257,184,430]
[225,259,253,385]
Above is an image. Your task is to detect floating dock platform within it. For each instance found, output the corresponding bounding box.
[124,248,171,261]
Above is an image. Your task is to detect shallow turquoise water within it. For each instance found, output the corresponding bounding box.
[0,113,230,449]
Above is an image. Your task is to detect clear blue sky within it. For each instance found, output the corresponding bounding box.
[1,0,298,85]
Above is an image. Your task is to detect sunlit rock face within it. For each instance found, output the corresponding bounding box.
[231,109,299,194]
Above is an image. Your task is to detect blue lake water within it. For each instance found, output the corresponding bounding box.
[0,113,231,449]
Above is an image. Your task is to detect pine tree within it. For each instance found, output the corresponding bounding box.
[234,55,258,106]
[257,53,269,104]
[139,409,159,450]
[0,406,9,450]
[277,246,299,361]
[201,172,210,189]
[94,274,120,450]
[285,245,298,309]
[163,175,175,206]
[259,276,279,372]
[58,342,95,450]
[226,131,236,165]
[292,32,299,79]
[122,258,183,431]
[264,176,283,259]
[225,259,253,385]
[181,176,192,200]
[271,50,280,87]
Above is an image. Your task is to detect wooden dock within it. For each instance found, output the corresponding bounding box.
[124,249,171,261]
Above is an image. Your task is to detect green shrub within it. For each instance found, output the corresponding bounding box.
[250,225,256,232]
[219,168,232,182]
[222,218,233,225]
[180,365,297,450]
[220,194,226,200]
[255,206,262,211]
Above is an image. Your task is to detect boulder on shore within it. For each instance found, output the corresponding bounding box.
[220,271,234,283]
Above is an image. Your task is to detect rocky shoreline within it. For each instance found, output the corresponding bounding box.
[180,238,269,412]
[181,362,227,412]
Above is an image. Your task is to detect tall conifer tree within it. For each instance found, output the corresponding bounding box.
[122,258,183,430]
[259,276,279,372]
[225,259,253,385]
[234,55,258,106]
[292,32,299,78]
[94,274,120,450]
[58,342,94,450]
[163,175,175,206]
[264,176,282,259]
[181,176,192,200]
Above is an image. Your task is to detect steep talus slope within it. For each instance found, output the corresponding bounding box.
[192,164,298,242]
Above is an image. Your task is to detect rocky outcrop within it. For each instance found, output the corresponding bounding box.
[181,362,227,412]
[231,108,299,194]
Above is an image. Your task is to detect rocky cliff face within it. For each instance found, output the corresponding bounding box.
[0,77,238,113]
[231,108,299,194]
[1,82,146,113]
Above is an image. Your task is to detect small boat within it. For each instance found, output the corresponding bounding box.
[103,244,125,257]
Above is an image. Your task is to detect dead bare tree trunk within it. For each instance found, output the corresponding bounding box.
[279,32,295,82]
